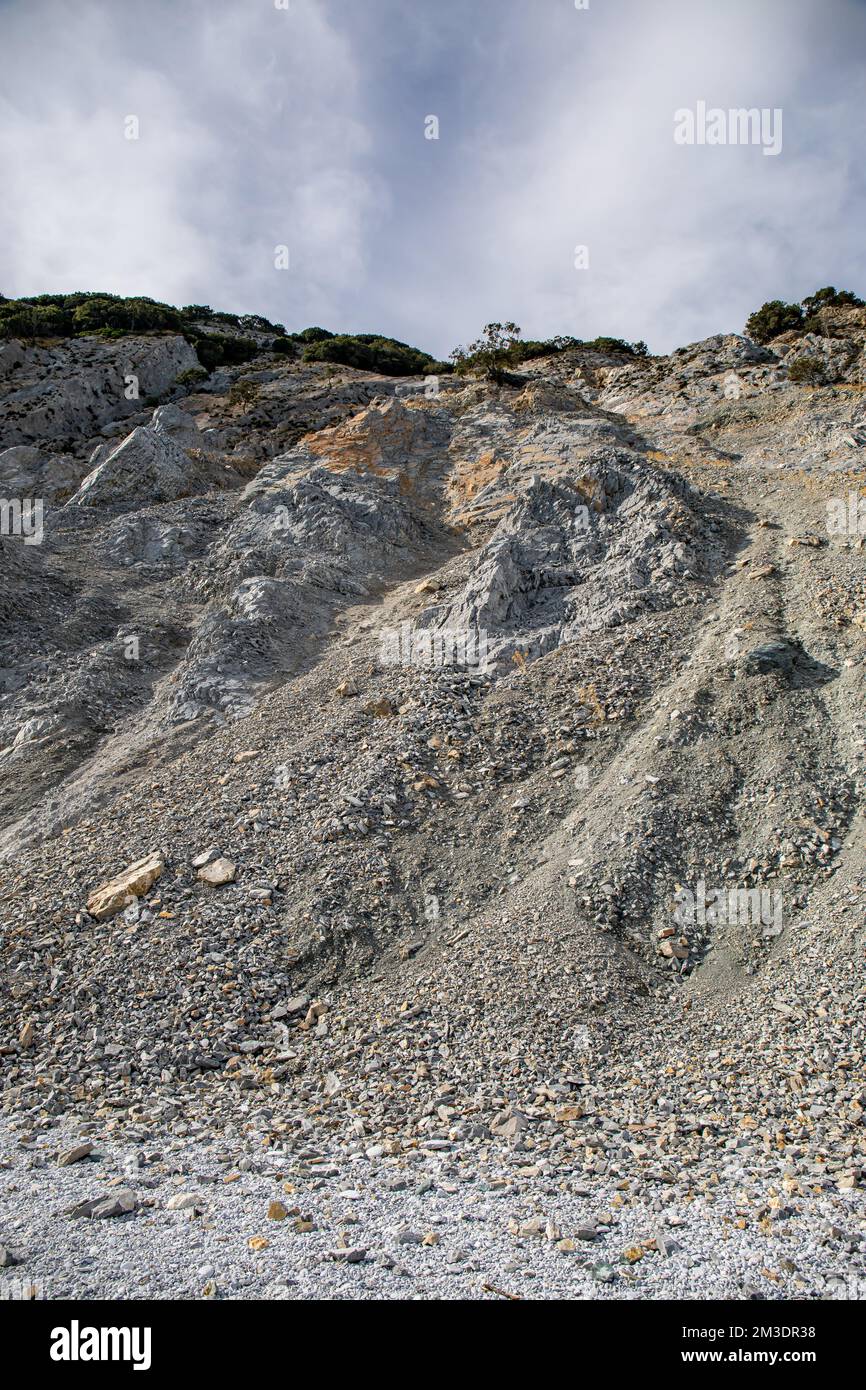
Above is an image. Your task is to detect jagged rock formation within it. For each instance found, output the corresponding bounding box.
[0,333,199,447]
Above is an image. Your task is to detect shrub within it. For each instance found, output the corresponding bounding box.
[745,300,804,344]
[303,333,435,376]
[802,286,864,316]
[176,366,209,387]
[586,335,640,356]
[0,291,292,354]
[190,332,258,371]
[238,313,285,334]
[787,356,826,385]
[271,337,296,356]
[0,302,71,339]
[512,333,647,364]
[71,295,182,334]
[450,322,523,381]
[180,304,216,322]
[293,326,334,343]
[516,337,577,362]
[228,380,260,407]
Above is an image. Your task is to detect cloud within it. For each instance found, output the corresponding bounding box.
[0,0,378,325]
[1,0,864,357]
[366,0,866,355]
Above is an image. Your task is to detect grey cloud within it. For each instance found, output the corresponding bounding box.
[1,0,864,357]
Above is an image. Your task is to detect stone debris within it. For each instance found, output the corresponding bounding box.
[68,1190,138,1220]
[57,1142,93,1167]
[166,1193,201,1211]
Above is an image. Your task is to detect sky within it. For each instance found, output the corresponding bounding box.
[1,0,865,358]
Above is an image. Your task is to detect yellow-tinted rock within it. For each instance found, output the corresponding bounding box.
[87,853,164,921]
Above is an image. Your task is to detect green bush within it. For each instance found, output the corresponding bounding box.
[190,332,258,371]
[180,304,216,322]
[585,335,643,356]
[0,295,441,381]
[228,379,260,407]
[787,356,826,385]
[746,287,864,344]
[451,327,649,376]
[302,333,435,376]
[514,333,646,364]
[744,300,804,344]
[516,336,579,362]
[0,302,71,339]
[802,286,864,316]
[238,313,285,334]
[293,326,334,343]
[0,290,183,337]
[450,322,523,380]
[71,295,182,334]
[176,366,209,387]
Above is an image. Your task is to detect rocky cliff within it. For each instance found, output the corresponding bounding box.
[0,310,864,1299]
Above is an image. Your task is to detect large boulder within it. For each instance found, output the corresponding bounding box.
[66,425,213,511]
[86,853,164,920]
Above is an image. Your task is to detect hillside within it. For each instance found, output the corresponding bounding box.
[0,298,865,1300]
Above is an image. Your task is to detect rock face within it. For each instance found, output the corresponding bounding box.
[0,334,198,447]
[68,424,216,510]
[1,309,865,839]
[166,465,448,722]
[0,445,83,503]
[86,853,164,920]
[418,456,703,667]
[151,403,204,447]
[0,534,45,631]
